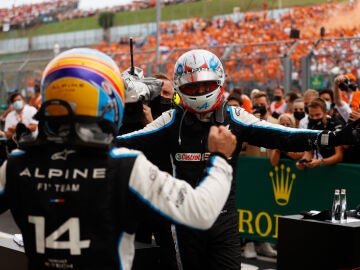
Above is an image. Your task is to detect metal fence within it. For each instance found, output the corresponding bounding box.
[301,36,360,91]
[0,36,359,108]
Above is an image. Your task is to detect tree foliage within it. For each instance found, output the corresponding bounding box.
[98,12,114,30]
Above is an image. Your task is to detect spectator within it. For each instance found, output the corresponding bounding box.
[292,98,306,128]
[333,74,354,123]
[299,89,319,129]
[284,91,300,114]
[227,92,243,107]
[320,87,346,126]
[148,72,175,121]
[4,92,37,138]
[28,80,42,110]
[231,87,251,112]
[270,113,304,166]
[340,72,360,110]
[270,86,286,119]
[296,98,344,170]
[333,74,360,163]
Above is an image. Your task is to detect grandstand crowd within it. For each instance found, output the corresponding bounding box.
[2,0,360,94]
[92,1,360,93]
[0,0,199,30]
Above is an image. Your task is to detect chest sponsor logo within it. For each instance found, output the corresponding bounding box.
[175,153,201,161]
[175,152,211,161]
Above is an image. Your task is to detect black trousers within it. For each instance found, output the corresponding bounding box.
[176,211,241,270]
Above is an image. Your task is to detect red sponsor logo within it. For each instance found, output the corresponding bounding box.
[175,153,201,161]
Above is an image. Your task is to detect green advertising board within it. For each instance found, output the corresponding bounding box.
[310,76,323,90]
[236,156,360,243]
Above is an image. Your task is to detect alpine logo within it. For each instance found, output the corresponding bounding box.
[197,102,209,110]
[175,153,202,161]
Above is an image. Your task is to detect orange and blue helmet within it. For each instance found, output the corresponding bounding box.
[41,47,125,131]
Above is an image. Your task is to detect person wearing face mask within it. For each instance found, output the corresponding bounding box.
[296,98,344,170]
[4,92,38,140]
[270,86,286,119]
[270,113,304,166]
[319,88,346,125]
[299,89,319,129]
[147,72,175,121]
[243,91,279,158]
[292,98,306,128]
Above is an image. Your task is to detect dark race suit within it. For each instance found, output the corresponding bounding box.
[0,144,232,270]
[116,103,321,270]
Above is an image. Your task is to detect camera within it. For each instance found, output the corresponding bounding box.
[339,79,358,91]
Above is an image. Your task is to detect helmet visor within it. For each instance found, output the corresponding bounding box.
[179,81,218,96]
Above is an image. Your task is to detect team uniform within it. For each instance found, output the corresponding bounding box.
[0,144,232,270]
[116,103,321,269]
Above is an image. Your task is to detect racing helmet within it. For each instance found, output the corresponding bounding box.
[39,48,125,146]
[174,49,225,114]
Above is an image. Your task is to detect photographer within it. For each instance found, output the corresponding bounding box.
[333,74,360,163]
[338,72,360,110]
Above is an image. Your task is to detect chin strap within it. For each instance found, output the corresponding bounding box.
[19,99,114,150]
[211,100,228,125]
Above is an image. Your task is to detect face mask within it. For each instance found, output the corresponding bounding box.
[308,118,324,130]
[325,101,331,111]
[293,111,305,120]
[273,96,282,102]
[253,105,267,116]
[149,96,173,119]
[13,100,23,110]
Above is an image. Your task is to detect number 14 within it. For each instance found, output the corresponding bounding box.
[28,216,90,255]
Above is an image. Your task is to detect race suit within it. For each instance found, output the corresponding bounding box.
[0,143,232,270]
[116,103,321,270]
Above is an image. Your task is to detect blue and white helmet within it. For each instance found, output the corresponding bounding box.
[174,49,225,114]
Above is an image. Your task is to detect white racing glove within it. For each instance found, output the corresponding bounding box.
[122,67,163,103]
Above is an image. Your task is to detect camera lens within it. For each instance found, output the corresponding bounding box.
[339,79,349,91]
